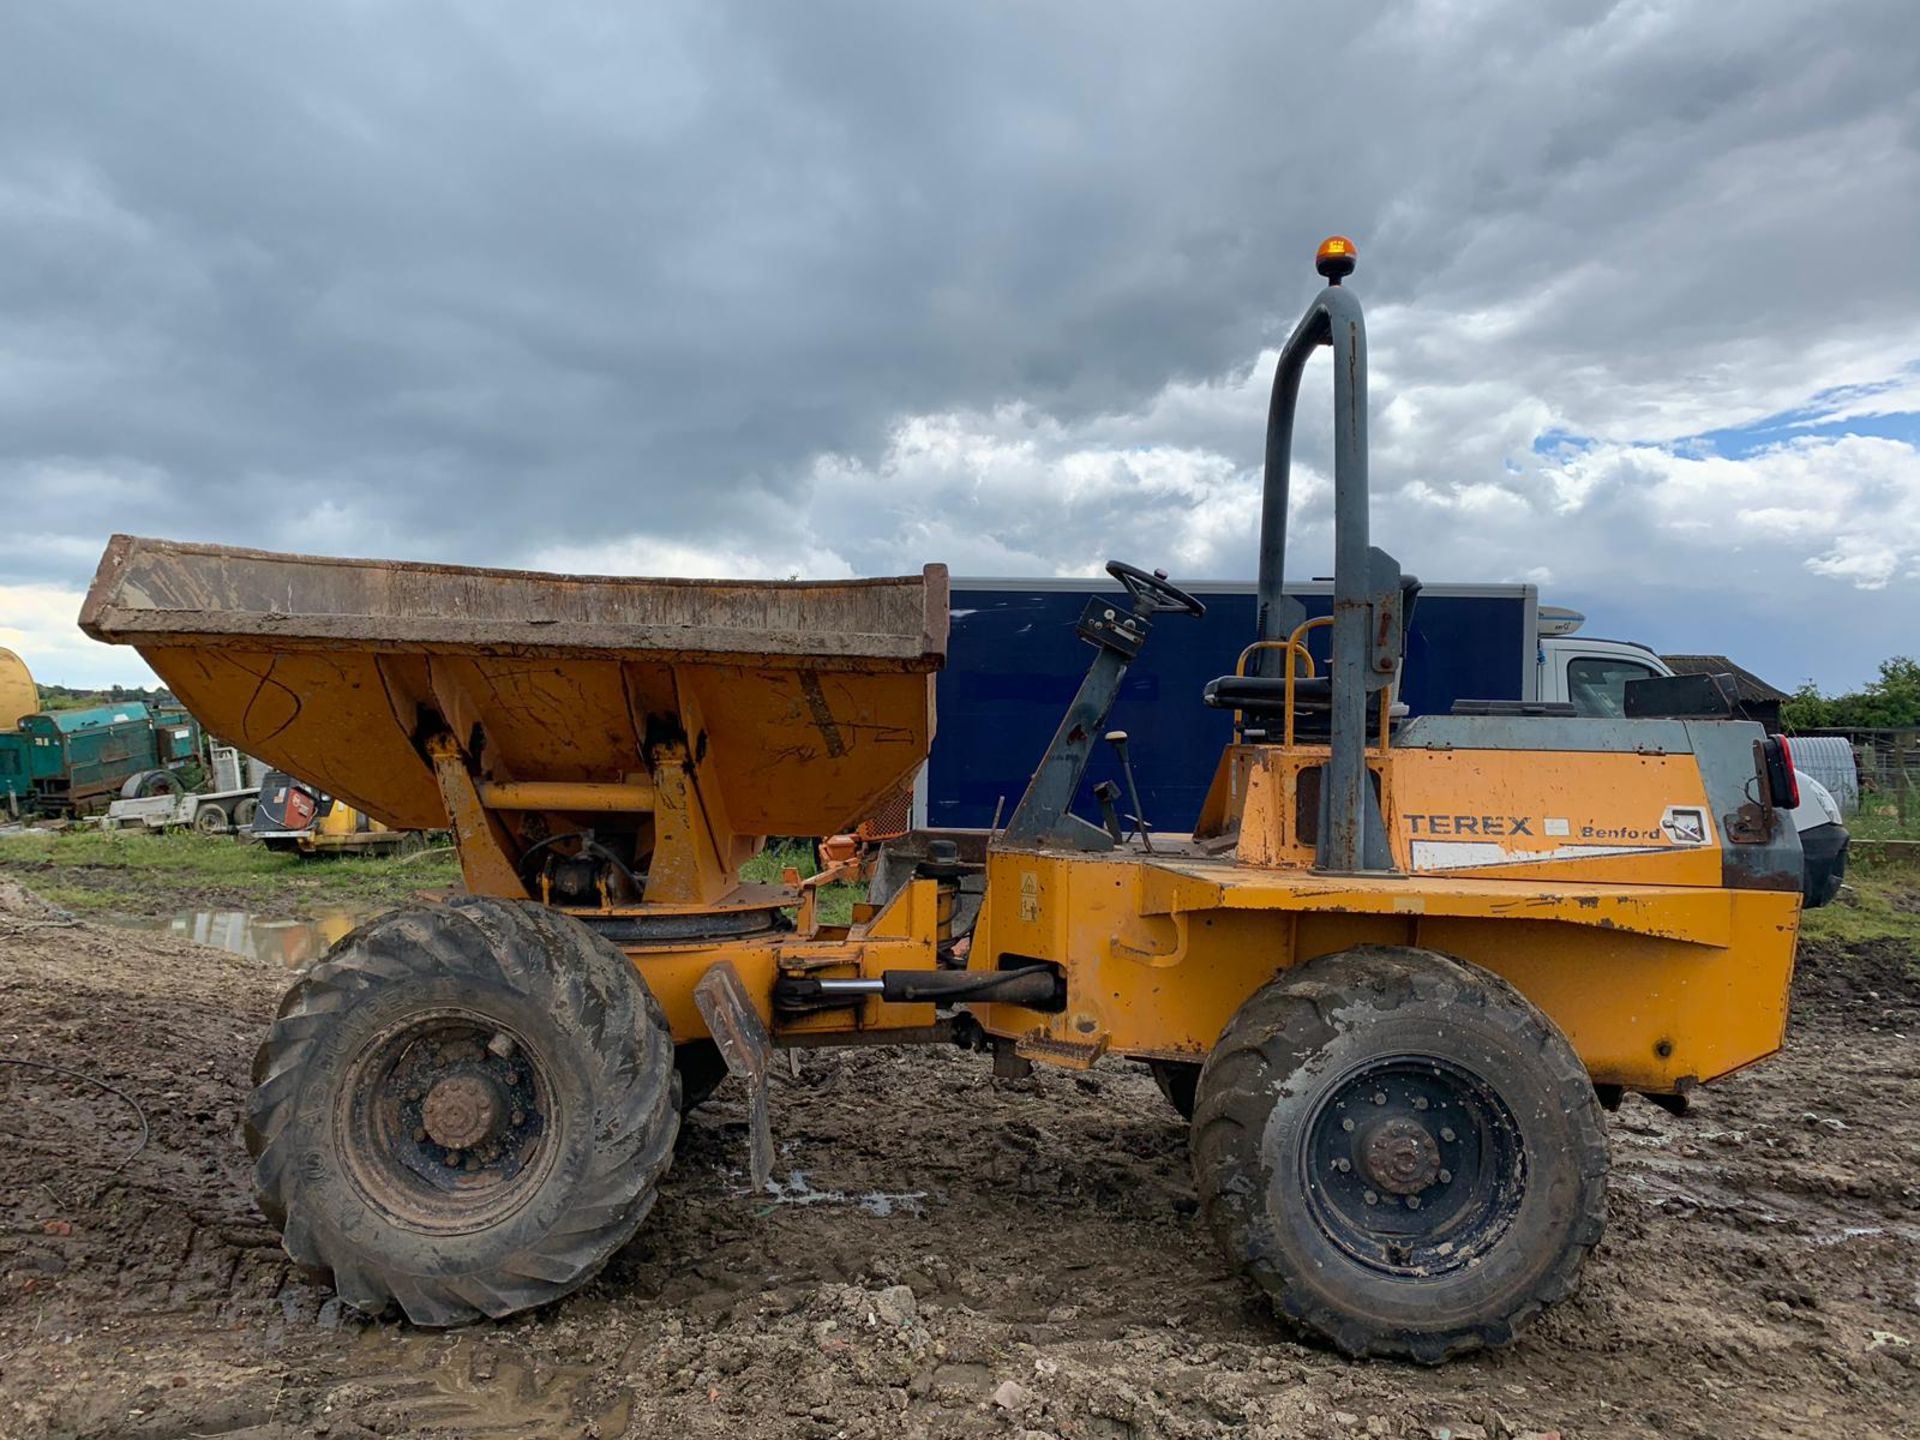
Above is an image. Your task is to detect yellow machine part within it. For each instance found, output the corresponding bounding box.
[291,798,405,854]
[0,647,36,731]
[966,848,1796,1092]
[968,741,1803,1093]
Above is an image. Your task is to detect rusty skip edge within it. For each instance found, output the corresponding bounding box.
[78,534,950,670]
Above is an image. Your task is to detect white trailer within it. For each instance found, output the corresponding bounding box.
[99,745,266,834]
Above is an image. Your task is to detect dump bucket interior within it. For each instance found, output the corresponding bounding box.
[82,536,948,840]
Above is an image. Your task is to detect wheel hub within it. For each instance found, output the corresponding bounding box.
[422,1073,502,1151]
[336,1012,554,1234]
[1361,1116,1441,1195]
[1302,1055,1525,1277]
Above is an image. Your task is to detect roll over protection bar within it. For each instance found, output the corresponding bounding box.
[1256,243,1402,876]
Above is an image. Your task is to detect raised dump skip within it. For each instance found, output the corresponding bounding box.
[81,535,948,840]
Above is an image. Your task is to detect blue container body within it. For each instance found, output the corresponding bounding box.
[926,581,1536,832]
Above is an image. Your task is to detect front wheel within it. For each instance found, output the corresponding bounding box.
[246,898,680,1326]
[1191,946,1608,1363]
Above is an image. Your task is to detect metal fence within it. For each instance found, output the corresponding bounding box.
[1798,727,1920,824]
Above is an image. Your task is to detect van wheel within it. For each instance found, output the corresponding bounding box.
[1191,945,1608,1363]
[246,898,680,1326]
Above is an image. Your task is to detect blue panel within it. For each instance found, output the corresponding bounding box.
[929,586,1530,831]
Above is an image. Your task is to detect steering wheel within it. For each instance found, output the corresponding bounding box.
[1107,560,1206,618]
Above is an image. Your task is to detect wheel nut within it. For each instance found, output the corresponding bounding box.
[502,1069,519,1087]
[1372,1091,1387,1106]
[1407,1195,1422,1210]
[1440,1127,1456,1143]
[1363,1190,1379,1206]
[1341,1118,1355,1133]
[445,1150,462,1166]
[1413,1096,1429,1111]
[509,1109,525,1127]
[1334,1158,1351,1173]
[1438,1168,1452,1184]
[412,1126,428,1143]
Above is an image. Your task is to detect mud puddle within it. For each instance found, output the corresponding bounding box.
[109,905,376,967]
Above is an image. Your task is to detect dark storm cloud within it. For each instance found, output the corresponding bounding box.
[2,0,1918,687]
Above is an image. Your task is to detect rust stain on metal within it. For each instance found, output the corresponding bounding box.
[799,672,848,759]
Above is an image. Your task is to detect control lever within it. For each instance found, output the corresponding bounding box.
[1103,730,1154,853]
[1092,780,1124,843]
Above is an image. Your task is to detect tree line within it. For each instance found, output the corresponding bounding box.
[1782,657,1920,731]
[34,683,178,713]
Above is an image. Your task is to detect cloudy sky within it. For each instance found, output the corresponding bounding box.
[4,0,1917,692]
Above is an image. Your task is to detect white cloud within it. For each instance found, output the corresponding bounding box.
[531,535,854,581]
[0,583,155,690]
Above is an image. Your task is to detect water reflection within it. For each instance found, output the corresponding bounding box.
[155,908,374,968]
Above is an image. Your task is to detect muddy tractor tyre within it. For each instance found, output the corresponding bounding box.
[1191,945,1608,1363]
[246,897,681,1326]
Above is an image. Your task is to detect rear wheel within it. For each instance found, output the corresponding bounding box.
[246,897,680,1326]
[1191,945,1608,1363]
[233,797,259,830]
[193,803,230,835]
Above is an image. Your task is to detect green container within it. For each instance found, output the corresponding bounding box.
[2,701,206,815]
[0,732,28,806]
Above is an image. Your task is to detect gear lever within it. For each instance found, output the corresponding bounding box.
[1103,730,1154,853]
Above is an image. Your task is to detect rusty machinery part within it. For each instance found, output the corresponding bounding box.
[853,778,915,844]
[577,908,787,944]
[1190,946,1608,1364]
[515,831,641,908]
[246,897,679,1326]
[914,838,975,953]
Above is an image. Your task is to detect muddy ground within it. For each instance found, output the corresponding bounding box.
[1,876,1917,1440]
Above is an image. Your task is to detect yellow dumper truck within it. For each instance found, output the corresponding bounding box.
[80,242,1804,1361]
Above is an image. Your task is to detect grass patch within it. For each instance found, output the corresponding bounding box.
[1,829,872,925]
[741,838,866,927]
[0,829,460,917]
[1800,863,1920,948]
[1846,801,1920,842]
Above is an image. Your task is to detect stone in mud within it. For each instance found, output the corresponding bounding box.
[993,1379,1034,1412]
[874,1284,917,1327]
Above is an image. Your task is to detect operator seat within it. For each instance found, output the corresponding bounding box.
[1202,575,1422,742]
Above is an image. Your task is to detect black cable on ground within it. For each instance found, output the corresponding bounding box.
[0,1058,152,1184]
